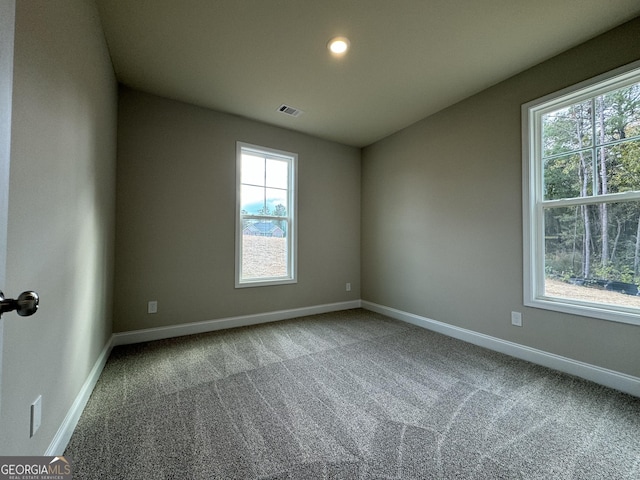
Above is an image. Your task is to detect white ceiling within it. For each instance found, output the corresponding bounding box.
[96,1,640,147]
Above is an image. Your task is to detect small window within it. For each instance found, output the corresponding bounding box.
[236,142,297,287]
[523,61,640,325]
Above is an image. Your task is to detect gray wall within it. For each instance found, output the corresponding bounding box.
[362,17,640,377]
[0,0,116,454]
[114,88,361,332]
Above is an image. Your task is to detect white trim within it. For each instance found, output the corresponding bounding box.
[0,0,16,419]
[525,59,640,115]
[44,300,361,454]
[362,301,640,398]
[44,299,638,455]
[522,59,640,326]
[112,300,362,346]
[235,141,298,288]
[45,338,113,455]
[541,190,640,208]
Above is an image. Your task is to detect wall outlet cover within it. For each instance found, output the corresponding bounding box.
[148,301,158,314]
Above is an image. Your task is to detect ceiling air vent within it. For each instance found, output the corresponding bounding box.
[277,104,304,117]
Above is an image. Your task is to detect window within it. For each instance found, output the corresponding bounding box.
[236,142,297,287]
[523,61,640,325]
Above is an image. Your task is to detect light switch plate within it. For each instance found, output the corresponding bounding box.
[31,395,42,437]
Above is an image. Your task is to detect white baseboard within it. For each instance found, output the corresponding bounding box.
[45,300,361,455]
[112,300,362,346]
[48,298,636,456]
[362,301,640,398]
[45,338,113,456]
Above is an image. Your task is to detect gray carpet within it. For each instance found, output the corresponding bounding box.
[65,309,640,479]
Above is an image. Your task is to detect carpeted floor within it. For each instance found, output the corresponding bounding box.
[65,309,640,479]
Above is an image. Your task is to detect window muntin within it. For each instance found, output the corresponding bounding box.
[523,62,640,325]
[236,142,297,287]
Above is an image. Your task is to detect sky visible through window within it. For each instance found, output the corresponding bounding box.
[241,153,288,215]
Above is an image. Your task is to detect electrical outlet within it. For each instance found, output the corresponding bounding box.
[511,311,522,327]
[148,301,158,314]
[346,283,351,292]
[30,395,42,437]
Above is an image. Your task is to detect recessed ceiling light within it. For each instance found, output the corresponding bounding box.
[328,36,350,56]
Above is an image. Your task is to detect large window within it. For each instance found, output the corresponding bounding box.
[236,142,297,287]
[523,61,640,325]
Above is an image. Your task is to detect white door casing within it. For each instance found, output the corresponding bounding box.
[0,0,16,414]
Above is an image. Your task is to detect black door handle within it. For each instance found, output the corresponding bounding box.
[0,290,39,317]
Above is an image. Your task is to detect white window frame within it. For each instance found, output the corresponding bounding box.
[235,142,297,288]
[523,60,640,326]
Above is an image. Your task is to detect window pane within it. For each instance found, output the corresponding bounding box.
[240,184,265,214]
[241,219,288,280]
[237,143,296,287]
[542,100,592,157]
[598,140,640,194]
[266,158,288,189]
[544,201,640,309]
[595,83,640,145]
[266,188,287,215]
[241,153,265,186]
[544,205,587,280]
[543,151,593,200]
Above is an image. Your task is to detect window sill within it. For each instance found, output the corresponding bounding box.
[525,296,640,326]
[235,278,297,288]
